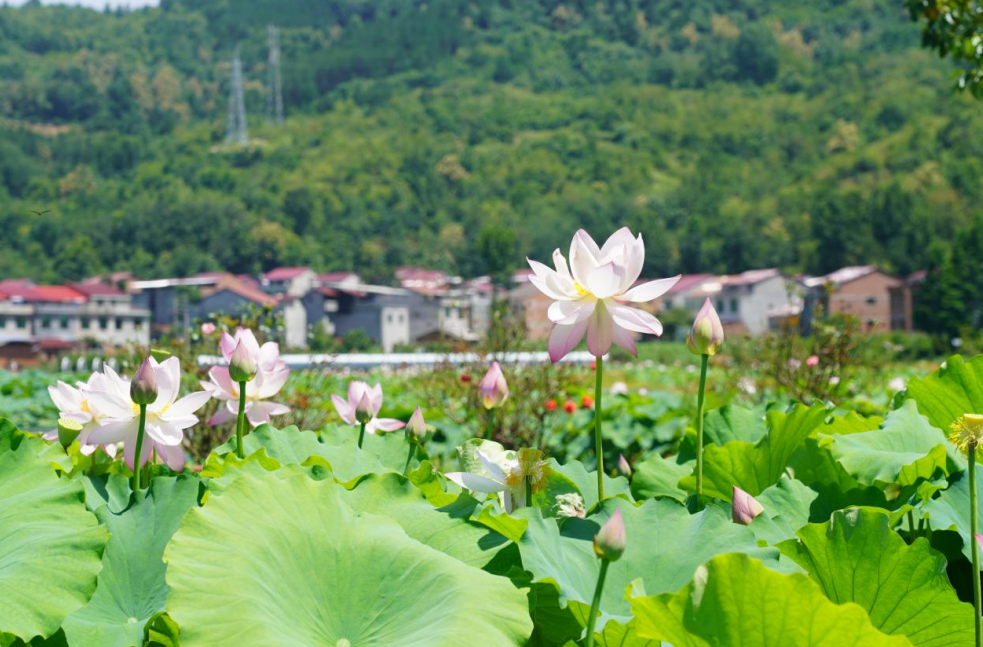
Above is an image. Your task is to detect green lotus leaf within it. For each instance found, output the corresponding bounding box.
[906,354,983,438]
[341,472,512,570]
[629,452,691,502]
[824,410,884,435]
[629,553,912,647]
[742,476,818,545]
[924,465,983,565]
[681,402,828,499]
[320,422,427,473]
[678,405,767,461]
[0,420,106,642]
[62,476,200,647]
[549,458,632,510]
[778,508,974,647]
[165,467,533,647]
[517,497,783,631]
[819,401,952,489]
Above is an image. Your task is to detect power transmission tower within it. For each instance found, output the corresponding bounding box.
[266,25,284,125]
[225,46,249,146]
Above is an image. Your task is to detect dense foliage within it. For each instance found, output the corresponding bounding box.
[2,0,983,293]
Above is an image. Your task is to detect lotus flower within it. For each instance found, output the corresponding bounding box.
[444,448,549,513]
[527,227,680,361]
[617,454,632,478]
[479,361,509,409]
[732,486,764,525]
[332,381,405,434]
[46,372,117,457]
[593,509,626,561]
[687,298,724,356]
[407,406,427,439]
[201,322,216,335]
[806,355,820,367]
[85,358,211,470]
[202,328,291,427]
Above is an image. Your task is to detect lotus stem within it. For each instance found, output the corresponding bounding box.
[132,404,147,493]
[235,381,247,459]
[695,353,709,499]
[970,441,981,647]
[402,437,415,476]
[358,421,367,449]
[526,475,533,508]
[594,355,605,501]
[907,510,915,539]
[487,407,495,440]
[584,558,610,647]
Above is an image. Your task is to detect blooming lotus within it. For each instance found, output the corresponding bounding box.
[202,328,291,427]
[444,448,549,513]
[527,227,680,361]
[85,358,211,470]
[46,373,117,457]
[331,381,405,435]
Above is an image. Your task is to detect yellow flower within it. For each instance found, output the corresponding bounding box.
[949,414,983,455]
[505,448,551,494]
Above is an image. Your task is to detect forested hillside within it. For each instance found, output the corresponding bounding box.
[1,0,981,285]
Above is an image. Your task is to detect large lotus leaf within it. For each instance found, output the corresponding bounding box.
[677,405,767,462]
[778,508,974,647]
[517,497,782,630]
[212,424,393,484]
[742,476,818,545]
[819,401,952,489]
[0,421,106,642]
[630,452,691,502]
[62,477,199,647]
[165,467,533,647]
[319,422,426,473]
[549,459,632,509]
[924,465,983,565]
[906,355,983,435]
[341,472,513,571]
[681,402,828,499]
[629,553,912,647]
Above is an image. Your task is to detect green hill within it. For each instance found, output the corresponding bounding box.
[0,0,979,283]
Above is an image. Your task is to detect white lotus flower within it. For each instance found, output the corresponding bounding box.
[444,448,549,513]
[202,327,291,427]
[331,381,405,434]
[527,227,680,361]
[46,372,117,457]
[85,358,211,471]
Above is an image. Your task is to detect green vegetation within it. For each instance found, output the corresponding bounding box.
[1,0,983,289]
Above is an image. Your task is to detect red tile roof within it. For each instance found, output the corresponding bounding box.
[666,274,714,294]
[213,278,279,307]
[69,282,124,297]
[726,268,781,286]
[0,281,86,303]
[318,271,359,283]
[263,267,310,281]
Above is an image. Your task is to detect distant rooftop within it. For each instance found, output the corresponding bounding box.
[667,274,714,294]
[726,268,781,287]
[804,265,879,288]
[263,267,311,281]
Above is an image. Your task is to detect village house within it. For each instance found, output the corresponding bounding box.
[803,265,911,333]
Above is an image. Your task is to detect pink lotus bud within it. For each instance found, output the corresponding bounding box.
[806,355,819,367]
[407,406,427,439]
[593,509,626,562]
[687,298,724,356]
[732,486,764,525]
[479,361,509,409]
[228,340,257,383]
[130,358,158,405]
[201,322,216,335]
[617,454,631,477]
[355,392,374,425]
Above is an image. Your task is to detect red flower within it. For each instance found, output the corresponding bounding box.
[545,399,558,412]
[563,400,577,414]
[581,395,594,408]
[591,359,597,370]
[460,373,472,384]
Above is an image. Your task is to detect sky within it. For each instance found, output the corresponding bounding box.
[6,0,159,7]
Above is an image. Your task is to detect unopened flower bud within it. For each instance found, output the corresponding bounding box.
[480,361,509,409]
[355,392,374,425]
[130,358,158,405]
[57,418,82,448]
[732,486,764,525]
[687,298,724,357]
[593,509,626,562]
[228,340,257,383]
[407,406,426,439]
[617,454,631,478]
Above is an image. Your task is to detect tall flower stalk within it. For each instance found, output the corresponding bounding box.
[950,414,983,647]
[129,358,158,492]
[687,299,723,500]
[525,227,679,502]
[229,341,258,459]
[404,407,426,476]
[585,510,625,647]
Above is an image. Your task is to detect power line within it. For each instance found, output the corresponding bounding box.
[267,25,284,126]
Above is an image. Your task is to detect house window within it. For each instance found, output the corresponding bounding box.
[100,317,108,330]
[115,319,123,330]
[60,316,70,329]
[716,299,725,313]
[0,316,5,328]
[444,307,451,319]
[398,314,404,323]
[866,297,877,305]
[82,317,90,329]
[387,314,393,324]
[41,317,51,329]
[730,299,738,312]
[16,317,26,329]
